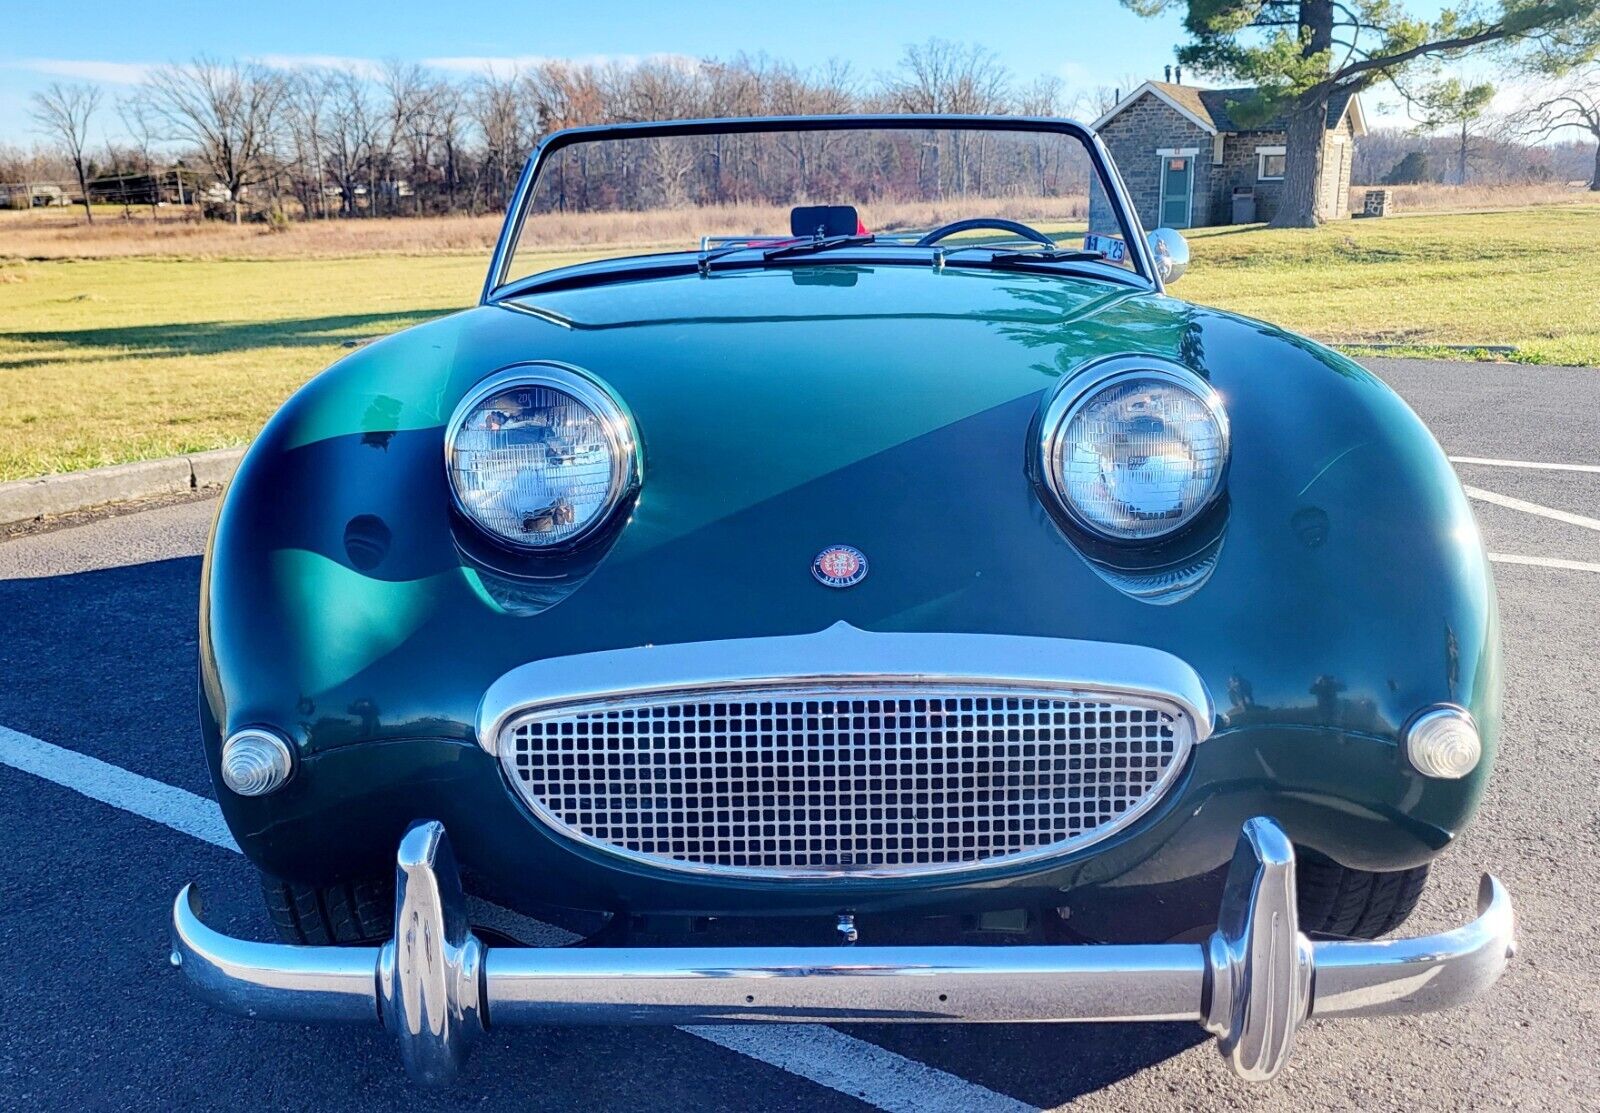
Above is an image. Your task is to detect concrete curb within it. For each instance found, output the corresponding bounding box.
[0,447,245,526]
[1350,343,1518,355]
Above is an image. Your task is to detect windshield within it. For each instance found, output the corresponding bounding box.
[493,119,1149,292]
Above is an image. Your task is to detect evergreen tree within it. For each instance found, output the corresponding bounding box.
[1124,1,1599,226]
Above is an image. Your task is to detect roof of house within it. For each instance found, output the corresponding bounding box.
[1093,80,1367,137]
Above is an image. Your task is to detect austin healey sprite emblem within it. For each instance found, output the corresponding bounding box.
[812,545,868,588]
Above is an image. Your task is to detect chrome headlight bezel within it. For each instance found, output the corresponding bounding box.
[444,362,641,552]
[1038,355,1230,543]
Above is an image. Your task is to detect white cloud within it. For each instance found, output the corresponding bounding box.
[1486,74,1551,119]
[251,53,386,78]
[422,52,699,76]
[11,59,153,84]
[1055,61,1096,87]
[5,50,708,93]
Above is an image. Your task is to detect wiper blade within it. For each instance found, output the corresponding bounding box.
[697,240,770,274]
[938,245,1107,266]
[697,233,874,274]
[988,249,1105,264]
[762,233,876,260]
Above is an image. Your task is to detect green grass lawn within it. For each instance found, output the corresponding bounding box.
[1182,204,1600,367]
[0,255,484,480]
[1,203,1597,481]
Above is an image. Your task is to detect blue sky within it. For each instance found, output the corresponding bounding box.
[0,0,1474,146]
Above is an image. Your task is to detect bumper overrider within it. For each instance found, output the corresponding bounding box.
[171,816,1513,1086]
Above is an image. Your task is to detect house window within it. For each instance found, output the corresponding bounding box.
[1257,146,1287,181]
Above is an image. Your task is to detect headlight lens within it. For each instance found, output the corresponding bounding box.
[220,728,294,796]
[446,365,637,549]
[1405,707,1482,779]
[1042,359,1228,541]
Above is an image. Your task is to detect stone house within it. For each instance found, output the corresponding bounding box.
[1088,80,1366,231]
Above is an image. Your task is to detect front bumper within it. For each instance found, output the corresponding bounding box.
[171,816,1513,1086]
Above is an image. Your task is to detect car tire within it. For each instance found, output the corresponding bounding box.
[1295,854,1429,938]
[261,874,394,945]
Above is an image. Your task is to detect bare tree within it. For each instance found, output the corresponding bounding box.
[281,72,332,219]
[118,97,164,218]
[29,82,101,223]
[770,59,857,197]
[377,61,434,215]
[1414,79,1497,184]
[1509,64,1600,188]
[137,59,286,223]
[887,40,1013,196]
[431,81,470,213]
[887,39,1012,114]
[322,67,382,216]
[1015,77,1064,195]
[471,68,527,212]
[62,43,1600,225]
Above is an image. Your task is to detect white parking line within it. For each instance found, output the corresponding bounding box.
[0,724,238,851]
[1463,486,1600,533]
[0,722,1036,1113]
[1488,553,1600,574]
[1451,456,1600,474]
[686,1025,1033,1113]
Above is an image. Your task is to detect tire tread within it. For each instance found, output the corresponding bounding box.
[1296,853,1429,939]
[259,873,393,945]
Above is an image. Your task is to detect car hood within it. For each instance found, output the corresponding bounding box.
[207,262,1493,773]
[494,265,1192,553]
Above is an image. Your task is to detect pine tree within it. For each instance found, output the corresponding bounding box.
[1124,1,1599,226]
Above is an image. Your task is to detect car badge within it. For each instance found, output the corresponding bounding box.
[812,545,868,589]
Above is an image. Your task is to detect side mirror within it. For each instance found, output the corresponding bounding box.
[1148,227,1189,286]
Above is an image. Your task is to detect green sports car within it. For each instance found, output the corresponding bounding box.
[172,115,1513,1086]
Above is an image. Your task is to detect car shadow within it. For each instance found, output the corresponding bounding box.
[0,552,215,795]
[0,548,1207,1105]
[1,310,441,370]
[850,1022,1207,1103]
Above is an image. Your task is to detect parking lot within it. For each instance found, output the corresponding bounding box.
[1,356,1596,1112]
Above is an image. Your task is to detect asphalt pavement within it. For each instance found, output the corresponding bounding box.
[1,357,1597,1112]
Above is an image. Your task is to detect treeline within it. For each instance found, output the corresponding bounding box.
[9,39,1593,225]
[5,42,1100,223]
[1352,127,1595,187]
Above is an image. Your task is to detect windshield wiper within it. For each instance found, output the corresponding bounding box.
[987,249,1105,264]
[762,233,875,260]
[698,233,876,275]
[937,244,1107,267]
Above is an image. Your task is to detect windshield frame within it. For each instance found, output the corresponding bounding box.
[481,114,1158,304]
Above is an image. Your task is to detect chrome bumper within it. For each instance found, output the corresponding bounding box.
[171,817,1514,1087]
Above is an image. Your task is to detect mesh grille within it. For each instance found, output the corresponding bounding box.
[500,686,1188,877]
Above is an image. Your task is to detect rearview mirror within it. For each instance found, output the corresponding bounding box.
[1148,228,1189,286]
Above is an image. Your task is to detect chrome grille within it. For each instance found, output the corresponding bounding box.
[499,683,1192,878]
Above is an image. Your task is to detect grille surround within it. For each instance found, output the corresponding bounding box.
[498,679,1195,879]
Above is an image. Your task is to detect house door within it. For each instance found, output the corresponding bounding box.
[1158,155,1193,228]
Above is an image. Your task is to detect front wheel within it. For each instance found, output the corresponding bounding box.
[1296,854,1429,938]
[261,874,393,945]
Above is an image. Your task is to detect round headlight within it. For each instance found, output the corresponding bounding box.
[1041,358,1229,541]
[446,364,638,549]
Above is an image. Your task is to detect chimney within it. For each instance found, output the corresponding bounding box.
[1164,65,1172,83]
[1175,65,1183,85]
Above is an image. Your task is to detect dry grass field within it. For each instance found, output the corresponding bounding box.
[1,181,1585,261]
[0,195,1089,261]
[1350,181,1594,214]
[1,190,1597,481]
